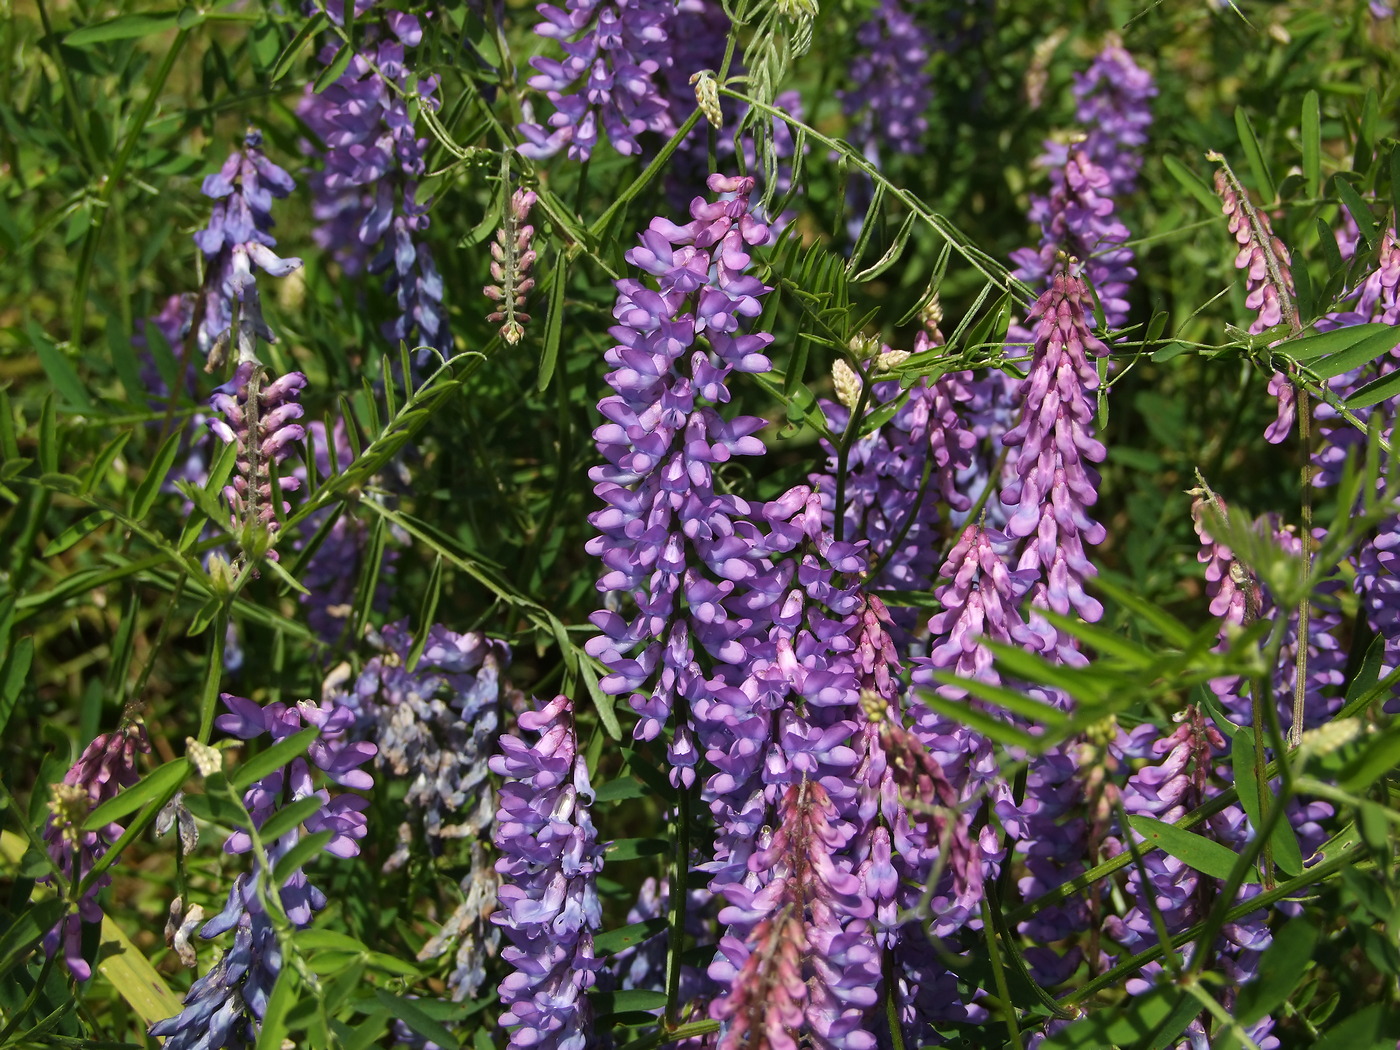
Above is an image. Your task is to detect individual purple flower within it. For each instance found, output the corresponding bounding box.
[41,724,151,980]
[1213,162,1297,442]
[518,0,676,160]
[194,130,301,364]
[841,0,932,158]
[485,188,540,344]
[208,363,307,552]
[300,14,448,351]
[491,694,605,1050]
[151,693,374,1047]
[1010,149,1137,329]
[999,271,1109,662]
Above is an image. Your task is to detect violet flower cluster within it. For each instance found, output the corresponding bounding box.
[42,723,151,980]
[150,694,375,1048]
[194,131,302,363]
[209,363,308,551]
[1051,37,1155,198]
[300,11,447,351]
[491,694,605,1050]
[519,0,677,160]
[840,0,932,159]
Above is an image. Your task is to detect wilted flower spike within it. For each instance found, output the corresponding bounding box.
[42,724,151,980]
[491,695,605,1050]
[485,188,539,344]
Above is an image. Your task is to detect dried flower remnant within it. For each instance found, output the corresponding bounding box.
[519,0,677,160]
[491,695,605,1050]
[1212,157,1299,443]
[194,130,302,366]
[485,188,540,345]
[208,363,307,556]
[42,724,151,979]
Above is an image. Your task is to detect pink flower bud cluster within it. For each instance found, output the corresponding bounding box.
[485,188,540,345]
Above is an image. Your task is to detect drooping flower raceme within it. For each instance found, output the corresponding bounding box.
[519,0,677,160]
[300,12,448,351]
[491,694,605,1050]
[42,724,151,980]
[194,131,302,363]
[999,271,1109,663]
[1060,37,1155,198]
[150,694,375,1048]
[1214,163,1298,443]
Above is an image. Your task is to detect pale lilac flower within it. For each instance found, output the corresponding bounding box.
[841,0,932,157]
[194,130,301,363]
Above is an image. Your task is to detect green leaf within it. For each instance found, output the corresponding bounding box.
[255,966,298,1050]
[916,688,1039,751]
[593,918,668,956]
[605,837,669,862]
[373,990,460,1049]
[1163,156,1220,213]
[1235,919,1318,1027]
[591,989,670,1016]
[1235,107,1276,204]
[28,321,92,411]
[83,759,190,831]
[1340,722,1400,793]
[1310,324,1400,380]
[0,899,68,981]
[0,636,34,737]
[1275,322,1393,363]
[539,247,568,392]
[593,777,648,803]
[1231,734,1303,876]
[1310,1003,1400,1050]
[407,555,445,672]
[1334,174,1379,249]
[65,11,180,46]
[1345,366,1400,410]
[312,44,353,93]
[41,510,114,558]
[295,929,370,954]
[1301,91,1321,199]
[929,669,1070,728]
[130,431,184,521]
[1126,815,1259,883]
[270,11,325,82]
[852,211,916,283]
[229,727,319,792]
[257,796,327,846]
[1041,986,1191,1050]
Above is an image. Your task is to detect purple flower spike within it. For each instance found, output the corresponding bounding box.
[491,695,605,1050]
[999,272,1109,660]
[1067,37,1155,197]
[841,0,932,158]
[195,130,301,363]
[42,724,151,980]
[208,363,307,550]
[299,18,448,351]
[519,0,676,160]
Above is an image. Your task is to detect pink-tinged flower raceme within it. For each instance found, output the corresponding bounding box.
[485,188,540,344]
[42,724,151,980]
[491,695,605,1050]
